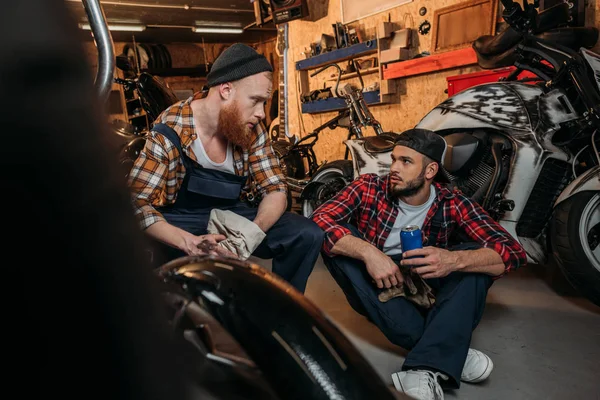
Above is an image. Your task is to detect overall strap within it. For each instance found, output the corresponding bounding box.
[152,123,191,169]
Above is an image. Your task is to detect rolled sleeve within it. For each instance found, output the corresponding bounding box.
[311,178,365,256]
[313,215,354,256]
[127,132,175,230]
[454,194,527,277]
[249,125,287,197]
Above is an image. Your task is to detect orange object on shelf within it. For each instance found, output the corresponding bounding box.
[382,47,478,80]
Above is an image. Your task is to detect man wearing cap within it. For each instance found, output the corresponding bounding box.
[128,43,323,293]
[311,129,527,399]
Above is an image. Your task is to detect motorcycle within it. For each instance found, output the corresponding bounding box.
[110,52,179,179]
[281,63,389,216]
[304,0,600,306]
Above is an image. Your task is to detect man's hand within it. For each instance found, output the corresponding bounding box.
[181,233,235,257]
[401,246,460,279]
[363,248,404,289]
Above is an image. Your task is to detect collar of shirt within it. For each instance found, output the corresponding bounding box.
[165,93,201,156]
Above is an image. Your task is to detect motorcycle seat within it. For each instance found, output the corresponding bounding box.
[474,27,599,70]
[473,3,570,57]
[363,133,400,154]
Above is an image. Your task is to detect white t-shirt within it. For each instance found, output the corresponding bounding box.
[383,185,436,256]
[190,138,235,174]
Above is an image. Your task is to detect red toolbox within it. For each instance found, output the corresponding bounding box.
[446,67,540,97]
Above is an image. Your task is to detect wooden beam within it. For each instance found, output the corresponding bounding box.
[382,47,478,80]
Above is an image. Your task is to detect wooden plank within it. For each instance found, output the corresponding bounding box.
[382,48,478,80]
[430,0,498,54]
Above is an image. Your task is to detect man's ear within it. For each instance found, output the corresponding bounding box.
[425,162,439,180]
[218,82,234,100]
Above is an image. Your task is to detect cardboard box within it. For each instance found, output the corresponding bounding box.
[379,48,410,64]
[391,28,412,49]
[377,22,396,39]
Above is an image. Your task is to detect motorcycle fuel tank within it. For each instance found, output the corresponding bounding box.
[417,82,543,133]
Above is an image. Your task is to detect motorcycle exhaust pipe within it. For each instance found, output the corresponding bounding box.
[81,0,115,104]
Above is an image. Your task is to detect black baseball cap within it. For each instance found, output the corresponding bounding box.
[394,128,451,183]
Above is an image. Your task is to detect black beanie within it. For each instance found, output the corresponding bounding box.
[206,43,273,88]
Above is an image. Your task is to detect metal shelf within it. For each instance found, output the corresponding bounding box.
[301,90,382,114]
[296,40,378,71]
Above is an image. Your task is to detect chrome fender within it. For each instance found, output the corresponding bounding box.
[554,166,600,207]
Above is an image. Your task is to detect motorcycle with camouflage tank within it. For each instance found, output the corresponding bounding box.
[309,0,600,306]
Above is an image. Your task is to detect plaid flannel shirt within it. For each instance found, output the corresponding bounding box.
[128,93,287,230]
[311,173,527,277]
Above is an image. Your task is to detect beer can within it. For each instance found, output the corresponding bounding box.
[400,225,423,258]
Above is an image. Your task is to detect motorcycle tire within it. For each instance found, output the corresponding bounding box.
[302,160,353,218]
[550,191,600,307]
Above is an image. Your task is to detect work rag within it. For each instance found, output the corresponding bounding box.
[206,209,266,260]
[378,266,436,308]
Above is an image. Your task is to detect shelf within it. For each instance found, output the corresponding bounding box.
[296,40,378,71]
[382,48,478,80]
[128,113,147,121]
[301,90,383,114]
[325,67,379,81]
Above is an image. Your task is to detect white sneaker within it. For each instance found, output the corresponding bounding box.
[461,348,494,383]
[391,370,445,400]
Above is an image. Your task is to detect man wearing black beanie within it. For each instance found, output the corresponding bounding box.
[128,43,324,294]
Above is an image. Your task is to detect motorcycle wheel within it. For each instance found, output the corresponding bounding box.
[550,191,600,307]
[302,160,353,218]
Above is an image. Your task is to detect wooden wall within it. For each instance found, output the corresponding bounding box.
[84,37,279,124]
[285,0,600,164]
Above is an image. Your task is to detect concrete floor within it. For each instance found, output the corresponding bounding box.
[250,256,600,399]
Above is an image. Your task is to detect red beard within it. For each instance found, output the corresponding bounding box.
[218,101,255,150]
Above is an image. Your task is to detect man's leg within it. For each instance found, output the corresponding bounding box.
[250,210,324,294]
[321,224,426,350]
[402,271,493,388]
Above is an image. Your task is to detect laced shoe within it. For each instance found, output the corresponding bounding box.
[391,369,445,400]
[461,348,494,383]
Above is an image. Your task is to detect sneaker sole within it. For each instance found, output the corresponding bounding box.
[462,356,494,383]
[391,372,402,391]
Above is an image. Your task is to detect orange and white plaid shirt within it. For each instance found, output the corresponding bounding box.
[128,93,287,230]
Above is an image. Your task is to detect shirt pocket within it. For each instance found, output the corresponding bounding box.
[427,219,455,247]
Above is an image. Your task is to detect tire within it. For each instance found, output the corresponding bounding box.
[550,191,600,307]
[302,160,353,218]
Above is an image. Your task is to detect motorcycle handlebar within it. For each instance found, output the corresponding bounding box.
[499,0,539,33]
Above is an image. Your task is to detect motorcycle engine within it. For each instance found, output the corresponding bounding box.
[442,131,501,204]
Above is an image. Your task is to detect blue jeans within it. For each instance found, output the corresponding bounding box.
[321,224,493,388]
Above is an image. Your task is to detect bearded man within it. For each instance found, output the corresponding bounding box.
[311,129,527,399]
[128,43,323,293]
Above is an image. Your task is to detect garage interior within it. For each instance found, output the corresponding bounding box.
[63,0,600,399]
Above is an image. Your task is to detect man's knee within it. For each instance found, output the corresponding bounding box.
[379,320,423,350]
[294,216,325,246]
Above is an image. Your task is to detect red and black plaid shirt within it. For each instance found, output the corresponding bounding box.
[311,173,527,277]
